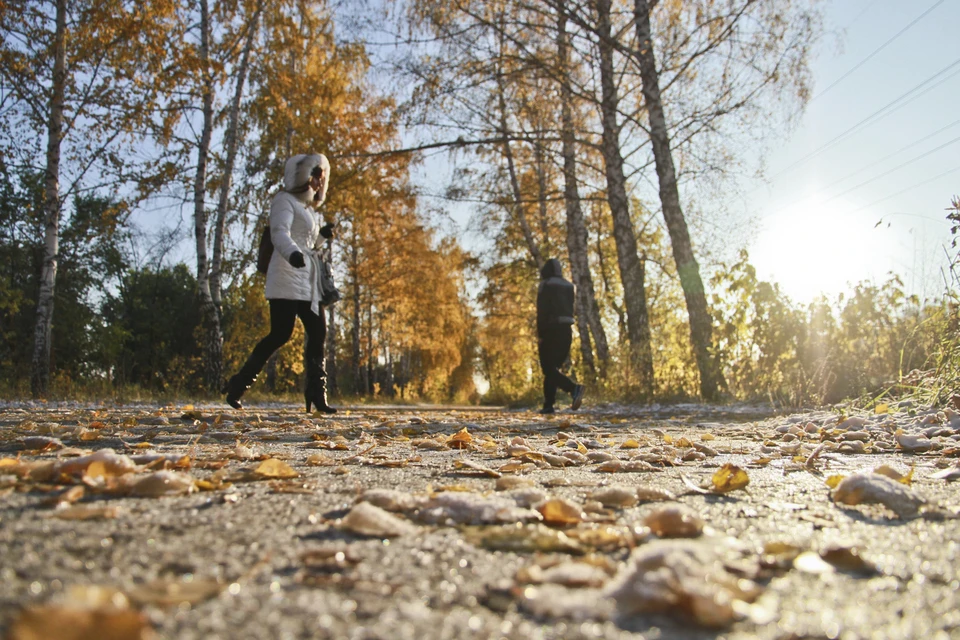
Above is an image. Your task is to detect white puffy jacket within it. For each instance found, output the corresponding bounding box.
[264,190,321,303]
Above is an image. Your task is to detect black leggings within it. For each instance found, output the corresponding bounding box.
[242,299,326,376]
[538,324,575,408]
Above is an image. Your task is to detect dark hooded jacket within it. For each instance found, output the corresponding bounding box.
[537,259,575,338]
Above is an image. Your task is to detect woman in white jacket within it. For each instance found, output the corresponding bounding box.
[223,153,337,413]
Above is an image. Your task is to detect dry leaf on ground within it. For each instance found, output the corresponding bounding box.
[536,498,585,526]
[6,605,153,640]
[53,505,121,521]
[341,501,417,537]
[118,471,196,498]
[644,504,705,538]
[253,459,299,479]
[605,539,763,628]
[126,578,224,608]
[711,464,750,493]
[830,472,925,518]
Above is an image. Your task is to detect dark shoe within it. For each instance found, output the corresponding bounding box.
[571,384,585,411]
[223,373,256,410]
[538,406,555,415]
[306,395,337,415]
[305,355,337,414]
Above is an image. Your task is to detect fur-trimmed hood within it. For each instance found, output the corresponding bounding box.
[283,153,330,205]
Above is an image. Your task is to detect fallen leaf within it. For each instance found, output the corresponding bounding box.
[895,430,934,453]
[454,459,502,478]
[711,464,749,493]
[793,551,834,574]
[300,544,361,575]
[42,485,85,508]
[56,450,136,478]
[830,472,925,518]
[269,481,316,494]
[253,459,299,479]
[341,502,417,537]
[873,464,914,485]
[644,504,704,538]
[306,453,336,466]
[635,486,676,502]
[448,427,473,449]
[588,486,638,508]
[825,474,845,489]
[6,605,152,640]
[359,489,427,512]
[121,471,196,498]
[126,578,224,608]
[469,524,585,555]
[819,545,877,575]
[536,498,585,526]
[53,505,120,521]
[605,539,762,628]
[930,466,960,482]
[495,476,536,491]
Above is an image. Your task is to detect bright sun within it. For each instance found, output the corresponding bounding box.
[748,197,901,304]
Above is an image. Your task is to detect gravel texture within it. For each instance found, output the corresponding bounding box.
[1,400,959,640]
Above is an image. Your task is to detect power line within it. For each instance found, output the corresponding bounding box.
[767,56,960,181]
[811,0,948,102]
[761,132,960,220]
[824,134,960,202]
[851,163,960,213]
[818,117,960,193]
[841,0,883,32]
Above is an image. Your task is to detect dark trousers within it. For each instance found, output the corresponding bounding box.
[538,324,575,408]
[239,299,326,380]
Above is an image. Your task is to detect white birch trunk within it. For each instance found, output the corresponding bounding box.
[595,0,654,395]
[194,0,223,391]
[30,0,67,397]
[557,1,610,374]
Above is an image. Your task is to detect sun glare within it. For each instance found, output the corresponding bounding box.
[749,197,900,304]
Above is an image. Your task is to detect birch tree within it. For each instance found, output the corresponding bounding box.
[555,0,609,373]
[632,0,722,398]
[0,0,182,396]
[593,0,654,395]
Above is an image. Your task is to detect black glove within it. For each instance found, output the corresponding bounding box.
[289,251,305,268]
[319,223,335,239]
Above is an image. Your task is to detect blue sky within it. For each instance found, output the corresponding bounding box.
[744,0,960,304]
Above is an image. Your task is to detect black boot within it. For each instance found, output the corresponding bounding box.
[222,362,259,410]
[305,355,336,414]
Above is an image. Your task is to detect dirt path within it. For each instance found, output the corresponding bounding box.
[1,402,958,639]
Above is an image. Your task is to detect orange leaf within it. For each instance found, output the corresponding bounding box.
[711,463,750,493]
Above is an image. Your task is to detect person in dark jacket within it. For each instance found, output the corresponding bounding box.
[536,258,584,414]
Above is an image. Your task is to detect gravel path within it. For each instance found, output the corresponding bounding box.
[1,401,958,640]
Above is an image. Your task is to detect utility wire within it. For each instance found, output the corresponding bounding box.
[818,117,960,193]
[838,135,960,197]
[851,163,960,213]
[841,0,883,32]
[766,134,960,218]
[811,0,948,102]
[767,56,960,182]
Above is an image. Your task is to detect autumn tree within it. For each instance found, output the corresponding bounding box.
[624,0,822,399]
[555,0,609,376]
[164,0,269,392]
[0,0,182,396]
